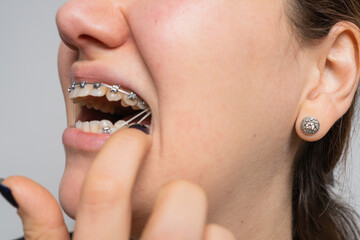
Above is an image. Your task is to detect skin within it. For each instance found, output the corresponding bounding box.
[2,0,360,239]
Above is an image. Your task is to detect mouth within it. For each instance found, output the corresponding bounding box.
[68,81,151,135]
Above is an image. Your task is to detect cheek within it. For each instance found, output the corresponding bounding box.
[129,0,300,126]
[128,0,302,181]
[128,0,228,72]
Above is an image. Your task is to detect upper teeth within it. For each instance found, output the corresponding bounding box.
[68,82,148,110]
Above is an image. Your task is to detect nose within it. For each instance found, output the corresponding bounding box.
[56,0,130,50]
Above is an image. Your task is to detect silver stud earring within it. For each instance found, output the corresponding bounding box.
[301,116,320,135]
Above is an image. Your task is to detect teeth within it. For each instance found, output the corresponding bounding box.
[69,86,79,99]
[79,101,87,107]
[90,86,107,97]
[99,120,113,134]
[90,120,100,133]
[137,100,148,110]
[114,120,127,129]
[106,90,123,101]
[78,84,93,97]
[82,121,90,133]
[121,99,129,107]
[123,95,137,106]
[75,120,82,129]
[132,104,140,110]
[93,102,104,110]
[99,120,113,128]
[99,104,115,115]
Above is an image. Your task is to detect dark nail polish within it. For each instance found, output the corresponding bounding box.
[129,124,149,135]
[0,180,18,208]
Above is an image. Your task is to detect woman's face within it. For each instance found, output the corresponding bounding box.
[57,0,304,227]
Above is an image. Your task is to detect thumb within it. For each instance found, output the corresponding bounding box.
[1,176,70,240]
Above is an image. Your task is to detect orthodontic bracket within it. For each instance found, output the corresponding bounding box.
[93,82,101,89]
[68,82,77,92]
[139,100,148,108]
[128,92,137,101]
[110,85,120,93]
[102,127,111,134]
[80,81,87,88]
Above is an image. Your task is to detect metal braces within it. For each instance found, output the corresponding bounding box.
[68,81,147,105]
[68,82,151,135]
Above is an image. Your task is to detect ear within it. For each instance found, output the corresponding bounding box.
[296,22,360,142]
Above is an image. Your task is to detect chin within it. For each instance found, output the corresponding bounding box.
[59,169,157,239]
[59,155,157,230]
[59,167,85,219]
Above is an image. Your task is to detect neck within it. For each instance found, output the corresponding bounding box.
[210,157,294,240]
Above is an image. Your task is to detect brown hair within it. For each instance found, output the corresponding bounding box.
[286,0,360,239]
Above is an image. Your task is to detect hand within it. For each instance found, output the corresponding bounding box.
[2,128,235,240]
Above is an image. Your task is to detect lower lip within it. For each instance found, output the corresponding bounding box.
[62,127,111,152]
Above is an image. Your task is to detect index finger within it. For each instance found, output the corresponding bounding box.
[73,128,151,240]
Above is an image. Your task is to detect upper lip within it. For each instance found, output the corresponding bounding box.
[70,61,147,102]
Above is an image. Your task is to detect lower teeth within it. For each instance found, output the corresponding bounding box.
[75,119,127,134]
[74,118,150,134]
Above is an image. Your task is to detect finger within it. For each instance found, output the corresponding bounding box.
[74,128,151,240]
[1,176,70,240]
[203,224,236,240]
[140,180,207,240]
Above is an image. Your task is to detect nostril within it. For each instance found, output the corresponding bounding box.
[78,34,108,48]
[56,1,131,51]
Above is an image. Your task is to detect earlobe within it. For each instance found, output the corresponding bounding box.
[296,22,360,142]
[296,94,336,142]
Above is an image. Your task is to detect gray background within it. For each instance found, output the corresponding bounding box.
[0,1,359,239]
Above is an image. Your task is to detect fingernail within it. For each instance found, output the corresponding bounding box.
[129,124,149,135]
[0,178,19,208]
